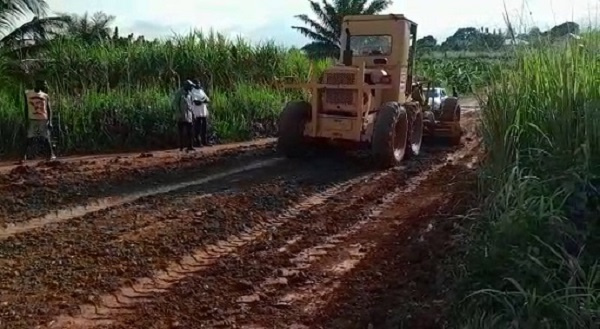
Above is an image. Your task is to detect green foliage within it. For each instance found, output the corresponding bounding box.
[416,35,437,53]
[548,22,580,39]
[455,32,600,328]
[292,0,393,59]
[0,31,331,155]
[441,27,505,52]
[0,24,496,156]
[416,57,501,94]
[0,0,71,53]
[34,32,315,92]
[63,11,116,44]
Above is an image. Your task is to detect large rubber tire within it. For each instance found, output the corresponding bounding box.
[440,97,462,146]
[372,102,409,168]
[439,97,459,122]
[406,111,423,158]
[277,101,311,158]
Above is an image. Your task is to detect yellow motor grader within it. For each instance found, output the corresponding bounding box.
[277,14,462,168]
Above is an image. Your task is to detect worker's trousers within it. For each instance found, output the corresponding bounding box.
[177,121,194,151]
[193,117,208,146]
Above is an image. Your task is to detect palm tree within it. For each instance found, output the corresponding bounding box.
[0,0,70,52]
[65,11,115,43]
[292,0,393,59]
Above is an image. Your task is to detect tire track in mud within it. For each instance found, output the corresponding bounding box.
[2,107,479,329]
[239,143,480,328]
[0,157,372,329]
[240,110,481,328]
[0,158,282,240]
[311,167,478,329]
[0,141,275,223]
[0,139,276,174]
[45,145,457,329]
[85,111,481,329]
[47,169,388,329]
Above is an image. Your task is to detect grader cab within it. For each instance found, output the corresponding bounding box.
[277,14,462,168]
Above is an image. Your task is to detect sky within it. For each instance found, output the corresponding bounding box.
[44,0,598,46]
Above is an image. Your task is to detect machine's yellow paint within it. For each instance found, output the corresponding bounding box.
[282,14,420,144]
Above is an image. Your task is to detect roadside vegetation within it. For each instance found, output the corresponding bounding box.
[452,32,600,328]
[0,35,329,154]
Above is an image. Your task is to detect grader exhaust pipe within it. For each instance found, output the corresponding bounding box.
[342,28,353,66]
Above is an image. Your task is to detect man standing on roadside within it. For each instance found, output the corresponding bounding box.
[172,79,195,152]
[190,79,210,147]
[22,79,56,162]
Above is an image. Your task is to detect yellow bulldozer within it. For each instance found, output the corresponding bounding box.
[277,14,462,168]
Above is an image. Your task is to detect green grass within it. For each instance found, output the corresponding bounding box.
[453,32,600,328]
[416,57,502,94]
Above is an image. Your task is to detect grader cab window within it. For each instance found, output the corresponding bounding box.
[350,35,392,56]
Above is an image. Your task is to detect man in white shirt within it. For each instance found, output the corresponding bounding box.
[189,80,210,146]
[172,80,195,152]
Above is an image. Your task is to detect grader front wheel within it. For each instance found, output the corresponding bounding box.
[372,102,409,168]
[277,101,310,158]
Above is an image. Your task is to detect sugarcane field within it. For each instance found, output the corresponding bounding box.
[0,1,597,328]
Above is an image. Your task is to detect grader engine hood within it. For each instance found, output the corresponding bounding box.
[320,67,389,85]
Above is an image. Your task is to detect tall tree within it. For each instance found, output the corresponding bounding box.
[416,35,437,52]
[65,11,115,43]
[292,0,393,59]
[548,22,579,38]
[441,27,479,51]
[0,0,70,52]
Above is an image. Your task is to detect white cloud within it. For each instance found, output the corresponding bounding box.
[43,0,599,45]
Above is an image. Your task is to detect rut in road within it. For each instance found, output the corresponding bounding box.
[0,154,381,329]
[89,110,480,329]
[0,102,481,329]
[48,168,385,328]
[249,142,479,320]
[40,142,465,329]
[104,147,478,329]
[0,141,275,223]
[0,139,276,174]
[251,144,479,328]
[0,158,282,240]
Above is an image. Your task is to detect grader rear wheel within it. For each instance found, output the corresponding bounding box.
[277,101,310,158]
[406,111,423,157]
[372,102,409,168]
[440,97,462,146]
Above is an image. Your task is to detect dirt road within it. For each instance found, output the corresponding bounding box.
[0,103,480,329]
